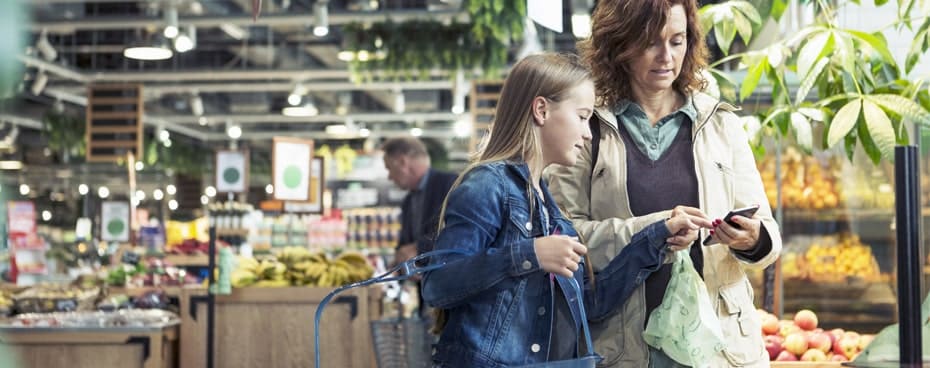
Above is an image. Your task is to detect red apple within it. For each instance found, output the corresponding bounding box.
[830,353,848,362]
[764,335,784,360]
[835,335,861,359]
[828,328,845,345]
[807,331,832,352]
[780,320,801,337]
[794,309,819,331]
[784,332,809,356]
[859,334,875,350]
[761,314,780,335]
[775,350,798,361]
[801,348,828,361]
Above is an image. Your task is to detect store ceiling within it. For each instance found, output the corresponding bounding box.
[10,0,571,143]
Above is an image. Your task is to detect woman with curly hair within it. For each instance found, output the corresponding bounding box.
[546,0,782,367]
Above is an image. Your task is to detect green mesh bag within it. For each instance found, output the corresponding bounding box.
[643,251,726,368]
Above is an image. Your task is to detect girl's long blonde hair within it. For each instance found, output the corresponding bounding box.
[431,52,592,333]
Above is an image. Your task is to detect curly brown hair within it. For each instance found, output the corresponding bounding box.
[578,0,709,108]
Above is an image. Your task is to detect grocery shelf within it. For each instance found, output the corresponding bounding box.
[160,254,209,267]
[215,229,249,237]
[107,286,191,297]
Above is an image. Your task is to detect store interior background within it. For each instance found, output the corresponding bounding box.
[0,0,929,366]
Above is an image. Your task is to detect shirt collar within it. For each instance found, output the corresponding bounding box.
[415,169,431,192]
[612,94,698,124]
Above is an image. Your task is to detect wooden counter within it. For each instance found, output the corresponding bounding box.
[0,325,178,368]
[180,286,377,368]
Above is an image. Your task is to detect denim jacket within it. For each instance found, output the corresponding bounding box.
[422,161,673,368]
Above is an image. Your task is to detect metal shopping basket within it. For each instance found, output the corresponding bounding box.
[313,249,601,368]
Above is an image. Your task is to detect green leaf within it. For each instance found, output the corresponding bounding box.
[828,98,863,148]
[799,107,826,121]
[708,68,738,102]
[844,130,857,162]
[715,15,738,55]
[731,1,763,24]
[875,0,890,5]
[846,29,897,66]
[834,31,857,73]
[741,59,767,101]
[734,11,753,43]
[770,0,788,21]
[862,100,897,160]
[797,31,832,81]
[766,45,785,68]
[790,112,813,153]
[867,94,930,126]
[857,115,884,165]
[797,57,829,104]
[905,20,930,73]
[698,6,715,36]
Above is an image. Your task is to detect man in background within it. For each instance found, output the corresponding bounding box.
[382,137,457,267]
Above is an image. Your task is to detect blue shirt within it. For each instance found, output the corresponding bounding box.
[422,160,673,367]
[613,96,698,161]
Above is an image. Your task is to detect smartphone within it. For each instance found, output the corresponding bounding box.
[702,204,760,246]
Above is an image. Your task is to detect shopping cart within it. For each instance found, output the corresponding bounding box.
[313,249,601,368]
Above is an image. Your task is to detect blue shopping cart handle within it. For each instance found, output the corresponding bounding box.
[314,248,470,368]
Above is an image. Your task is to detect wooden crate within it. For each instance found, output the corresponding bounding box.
[0,326,178,368]
[179,286,376,368]
[469,80,503,153]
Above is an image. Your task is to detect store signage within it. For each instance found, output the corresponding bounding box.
[272,137,314,201]
[216,150,249,193]
[7,201,36,235]
[101,201,130,242]
[528,0,563,33]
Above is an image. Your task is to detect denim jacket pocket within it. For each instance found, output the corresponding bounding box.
[507,197,535,239]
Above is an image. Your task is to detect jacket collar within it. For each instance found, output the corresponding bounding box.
[594,91,738,137]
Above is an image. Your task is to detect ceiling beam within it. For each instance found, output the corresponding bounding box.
[53,80,454,97]
[157,112,464,124]
[203,128,464,141]
[32,10,469,33]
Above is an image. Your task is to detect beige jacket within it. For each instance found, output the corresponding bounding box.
[546,92,781,367]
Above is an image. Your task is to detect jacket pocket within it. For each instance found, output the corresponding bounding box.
[507,198,535,239]
[717,280,764,366]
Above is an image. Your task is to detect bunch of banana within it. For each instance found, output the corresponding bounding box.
[275,246,325,267]
[336,252,375,281]
[230,256,289,288]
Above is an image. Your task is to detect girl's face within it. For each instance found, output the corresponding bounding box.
[538,80,596,167]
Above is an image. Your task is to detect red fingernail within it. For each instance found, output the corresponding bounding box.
[710,229,715,235]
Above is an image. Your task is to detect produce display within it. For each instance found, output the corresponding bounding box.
[230,246,374,288]
[757,147,894,210]
[0,290,14,316]
[4,309,180,329]
[12,284,99,314]
[104,257,202,287]
[781,234,885,282]
[760,309,875,362]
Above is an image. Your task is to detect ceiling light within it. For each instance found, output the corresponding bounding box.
[220,23,249,40]
[132,197,140,206]
[0,160,23,170]
[36,29,57,61]
[454,119,472,138]
[200,195,209,205]
[136,190,146,201]
[98,186,110,198]
[168,199,179,210]
[451,69,468,114]
[393,89,405,114]
[571,14,592,38]
[265,184,273,194]
[174,26,196,52]
[163,7,179,38]
[313,2,329,37]
[153,189,164,200]
[190,94,204,116]
[325,124,349,135]
[205,186,217,197]
[227,124,242,139]
[31,72,48,96]
[124,43,173,61]
[163,139,172,147]
[337,51,355,62]
[198,116,208,126]
[135,161,144,171]
[42,210,52,222]
[158,127,170,142]
[359,128,371,137]
[166,184,177,195]
[282,102,319,117]
[410,127,423,137]
[78,184,89,195]
[19,184,29,195]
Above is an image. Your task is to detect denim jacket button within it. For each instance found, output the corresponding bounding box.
[522,260,532,270]
[537,307,545,316]
[525,222,533,231]
[531,344,540,353]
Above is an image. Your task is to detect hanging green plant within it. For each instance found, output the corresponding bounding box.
[341,1,525,81]
[42,110,86,164]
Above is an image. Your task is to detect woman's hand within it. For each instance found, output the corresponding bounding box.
[710,215,761,251]
[665,206,713,252]
[534,236,587,278]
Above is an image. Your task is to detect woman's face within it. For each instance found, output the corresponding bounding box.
[628,4,688,97]
[539,80,596,167]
